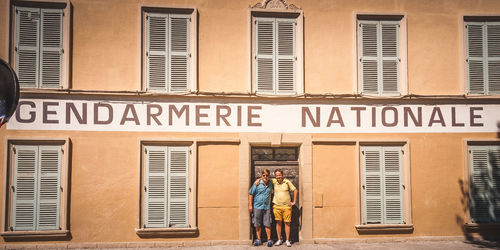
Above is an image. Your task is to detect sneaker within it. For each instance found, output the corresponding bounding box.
[274,240,283,246]
[254,239,261,246]
[286,240,292,247]
[267,240,273,247]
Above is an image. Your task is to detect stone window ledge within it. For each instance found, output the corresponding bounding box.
[355,224,414,234]
[464,223,500,232]
[1,230,70,240]
[135,228,199,238]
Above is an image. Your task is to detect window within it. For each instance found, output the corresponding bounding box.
[466,21,500,95]
[139,144,196,235]
[358,16,406,95]
[12,2,69,89]
[469,145,500,223]
[361,146,404,225]
[2,140,69,238]
[143,8,196,93]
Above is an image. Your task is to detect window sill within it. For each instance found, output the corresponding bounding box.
[1,230,70,240]
[135,227,199,238]
[355,224,414,234]
[464,222,500,232]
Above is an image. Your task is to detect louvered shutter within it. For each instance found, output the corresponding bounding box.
[487,24,500,94]
[490,147,500,221]
[15,7,40,88]
[360,22,379,94]
[363,147,383,224]
[381,23,399,94]
[256,18,275,93]
[276,19,295,93]
[169,16,189,92]
[12,146,38,231]
[467,23,486,94]
[40,8,63,88]
[383,147,403,224]
[37,146,61,230]
[167,147,189,227]
[470,146,491,222]
[146,14,168,91]
[145,146,167,228]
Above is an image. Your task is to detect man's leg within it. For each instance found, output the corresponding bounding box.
[275,220,282,241]
[283,206,292,245]
[264,226,271,240]
[256,226,262,241]
[284,222,290,241]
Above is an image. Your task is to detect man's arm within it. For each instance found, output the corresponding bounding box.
[290,189,298,207]
[253,178,261,186]
[248,194,254,213]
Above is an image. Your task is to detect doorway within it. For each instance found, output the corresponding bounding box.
[251,147,300,243]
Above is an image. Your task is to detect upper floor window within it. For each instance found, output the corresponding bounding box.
[357,15,406,96]
[143,8,197,93]
[251,0,303,96]
[12,2,69,89]
[466,19,500,95]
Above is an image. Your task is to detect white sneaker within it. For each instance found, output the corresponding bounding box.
[286,240,292,247]
[274,240,283,246]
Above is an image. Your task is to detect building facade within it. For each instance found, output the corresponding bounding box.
[1,0,500,246]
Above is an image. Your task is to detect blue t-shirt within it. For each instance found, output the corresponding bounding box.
[249,180,272,210]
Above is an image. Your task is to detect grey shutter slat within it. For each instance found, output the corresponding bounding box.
[167,147,189,227]
[383,147,403,224]
[12,146,38,231]
[256,19,275,93]
[363,147,383,224]
[277,20,295,93]
[16,7,40,88]
[145,146,167,228]
[147,14,168,91]
[487,24,500,93]
[40,8,62,88]
[490,147,500,221]
[169,16,189,92]
[360,22,379,94]
[37,146,61,230]
[467,24,486,94]
[470,147,490,222]
[381,23,399,93]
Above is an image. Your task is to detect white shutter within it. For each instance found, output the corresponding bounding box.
[276,19,295,94]
[490,147,500,221]
[470,146,491,222]
[360,22,379,94]
[383,147,403,224]
[37,146,61,230]
[12,146,38,231]
[256,18,275,93]
[40,8,63,88]
[467,23,486,94]
[363,147,383,224]
[169,16,189,92]
[381,23,399,94]
[487,24,500,93]
[146,14,168,91]
[145,146,167,228]
[15,7,40,88]
[167,147,189,227]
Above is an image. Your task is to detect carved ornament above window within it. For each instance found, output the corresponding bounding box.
[251,0,300,10]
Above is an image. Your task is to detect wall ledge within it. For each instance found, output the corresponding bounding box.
[355,224,414,234]
[1,230,70,240]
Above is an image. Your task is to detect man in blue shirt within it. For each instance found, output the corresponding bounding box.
[0,100,6,127]
[249,169,273,247]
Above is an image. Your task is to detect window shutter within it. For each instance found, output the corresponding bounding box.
[40,8,62,88]
[363,147,383,224]
[276,19,295,94]
[467,23,486,94]
[169,16,189,92]
[146,14,168,91]
[490,147,500,221]
[145,146,167,228]
[12,145,38,231]
[383,147,403,224]
[167,147,189,227]
[470,146,491,222]
[381,23,399,94]
[15,7,40,88]
[37,146,61,230]
[360,22,379,94]
[256,18,275,93]
[487,24,500,93]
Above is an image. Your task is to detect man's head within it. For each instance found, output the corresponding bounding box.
[261,169,270,183]
[275,169,284,183]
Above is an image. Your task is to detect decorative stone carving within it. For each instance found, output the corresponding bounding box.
[251,0,301,10]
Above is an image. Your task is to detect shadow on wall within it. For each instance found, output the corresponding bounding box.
[456,121,500,247]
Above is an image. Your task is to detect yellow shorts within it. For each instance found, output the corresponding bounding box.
[273,205,292,222]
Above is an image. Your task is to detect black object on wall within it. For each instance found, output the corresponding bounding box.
[0,57,20,125]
